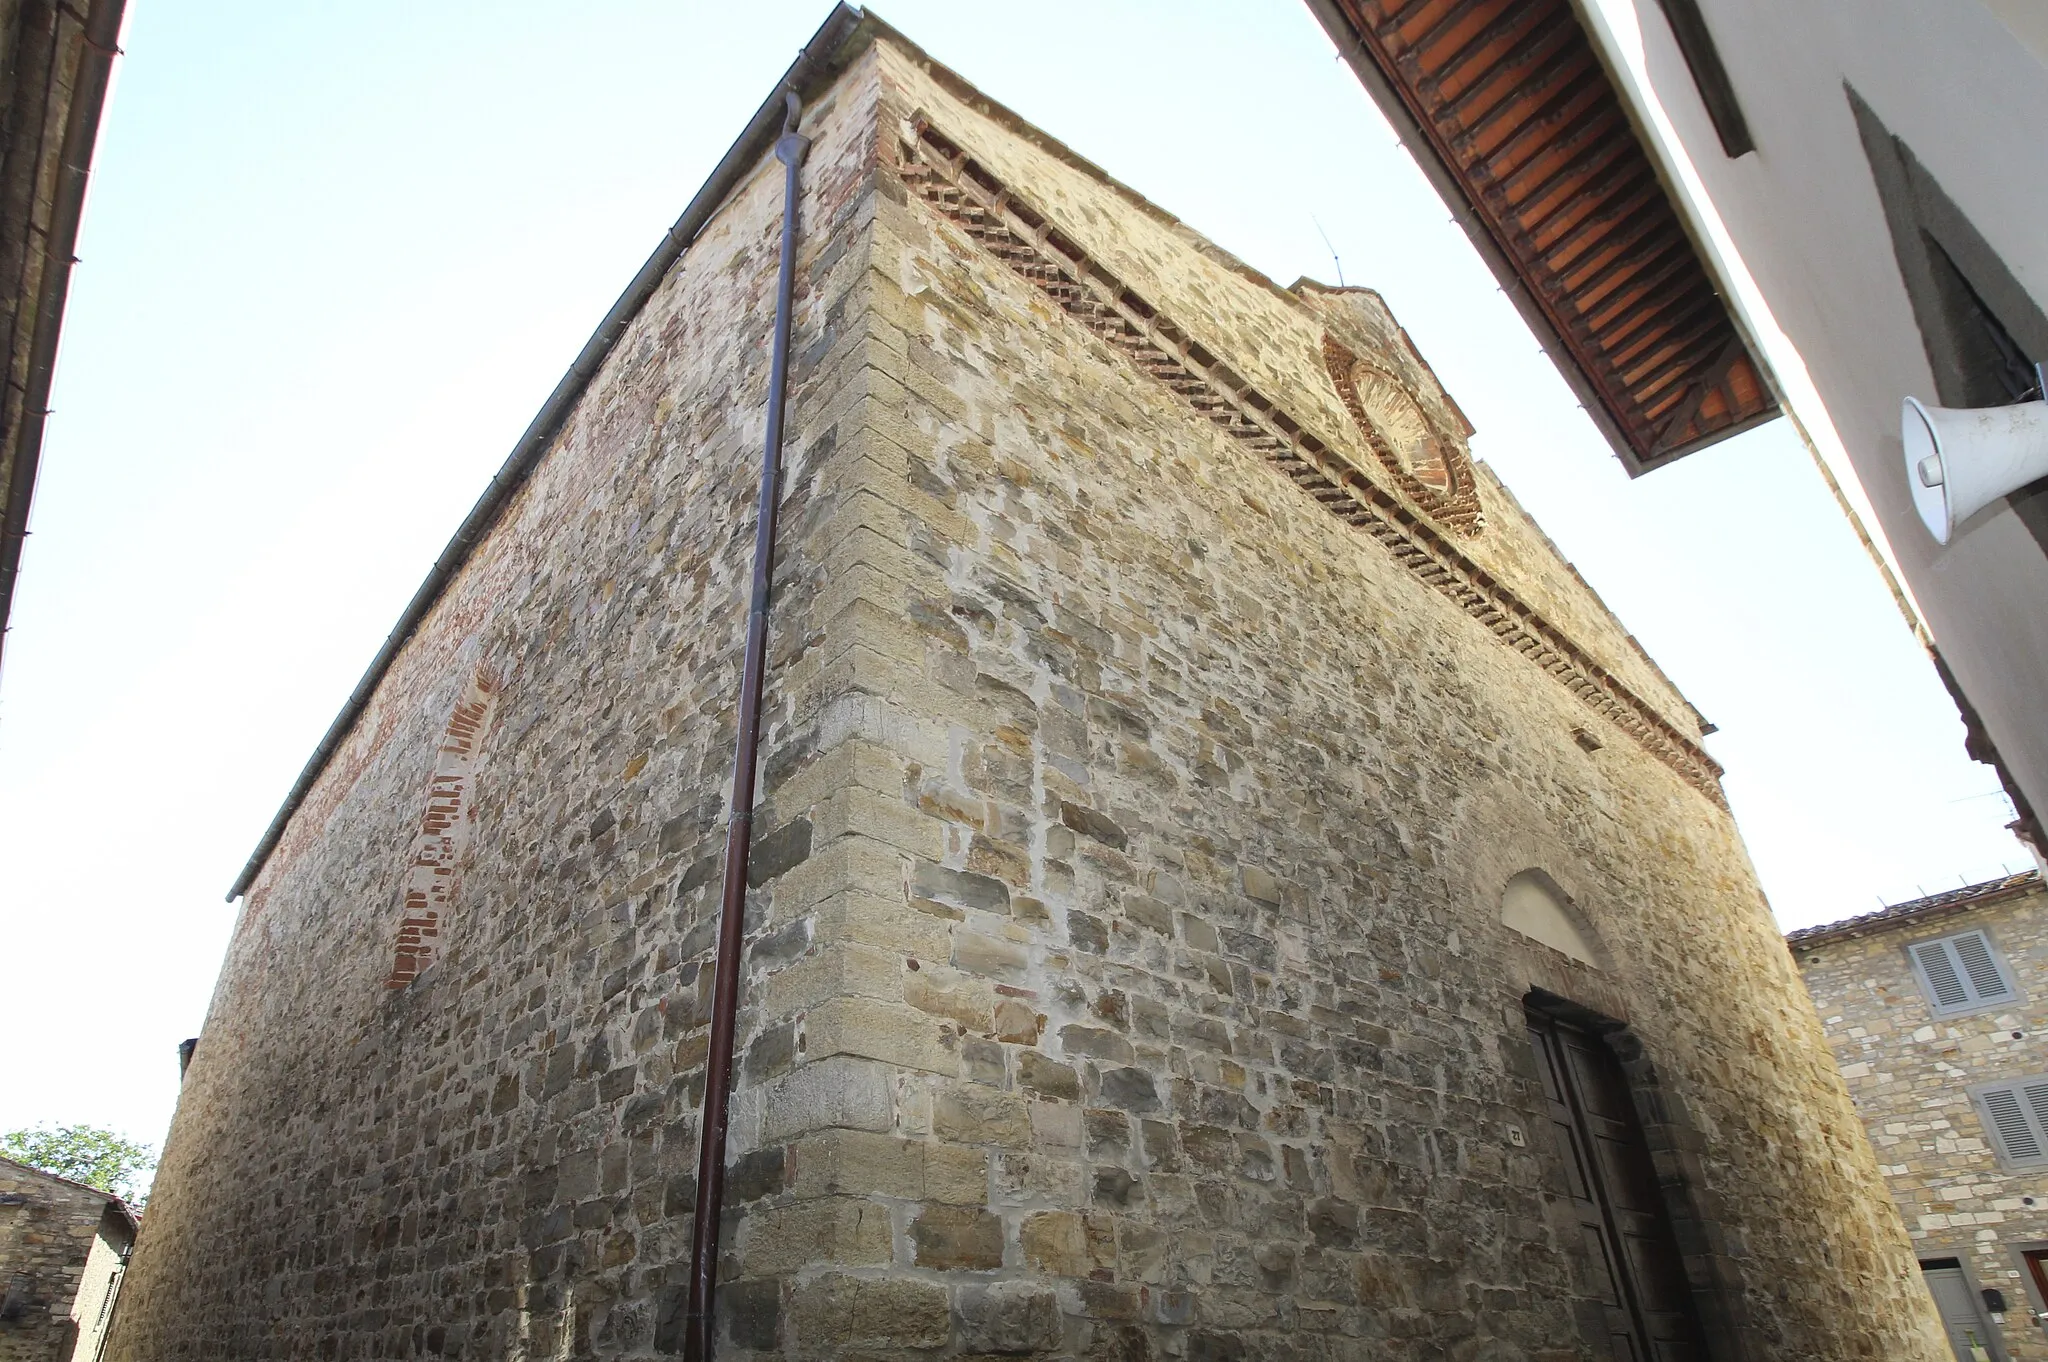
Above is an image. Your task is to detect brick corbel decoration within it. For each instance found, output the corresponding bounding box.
[896,116,1726,805]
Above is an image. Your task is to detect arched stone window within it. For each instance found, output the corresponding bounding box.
[1501,869,1604,969]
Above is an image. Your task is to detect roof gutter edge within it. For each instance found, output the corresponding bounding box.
[0,0,128,677]
[225,2,868,902]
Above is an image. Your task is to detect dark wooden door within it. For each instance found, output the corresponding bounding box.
[1528,1009,1707,1361]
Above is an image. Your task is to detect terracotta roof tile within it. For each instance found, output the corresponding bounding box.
[1786,871,2043,948]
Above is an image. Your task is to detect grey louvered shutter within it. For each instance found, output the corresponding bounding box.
[1952,931,2015,1003]
[1911,931,2017,1015]
[1982,1086,2042,1162]
[1913,939,1971,1010]
[1977,1077,2048,1167]
[2026,1081,2048,1134]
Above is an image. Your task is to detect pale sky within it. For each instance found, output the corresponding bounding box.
[0,1,2026,1161]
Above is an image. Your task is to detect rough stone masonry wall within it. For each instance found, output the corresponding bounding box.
[106,50,894,1361]
[680,39,1942,1361]
[0,1158,116,1362]
[1798,884,2048,1361]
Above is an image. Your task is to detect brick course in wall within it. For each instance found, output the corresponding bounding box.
[1795,872,2048,1360]
[109,17,1949,1361]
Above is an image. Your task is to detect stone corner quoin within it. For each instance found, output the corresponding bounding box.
[103,22,1948,1362]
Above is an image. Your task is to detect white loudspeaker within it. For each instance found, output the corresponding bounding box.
[1903,395,2048,543]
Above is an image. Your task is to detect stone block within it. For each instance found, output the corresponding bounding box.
[811,784,943,861]
[805,996,957,1076]
[904,966,995,1031]
[915,862,1013,915]
[1018,1051,1081,1101]
[761,1057,894,1141]
[1096,1067,1161,1113]
[765,940,902,1014]
[788,1273,951,1354]
[953,930,1031,983]
[1239,865,1281,905]
[739,1198,892,1274]
[790,1128,924,1201]
[993,996,1044,1044]
[934,1083,1034,1148]
[813,887,955,958]
[924,1142,991,1205]
[955,1280,1063,1353]
[910,1203,1004,1270]
[1031,1102,1084,1150]
[722,1276,782,1351]
[1019,1209,1112,1278]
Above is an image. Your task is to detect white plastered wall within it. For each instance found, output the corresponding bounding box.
[1592,0,2048,827]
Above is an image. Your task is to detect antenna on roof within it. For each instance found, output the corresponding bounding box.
[1312,215,1345,288]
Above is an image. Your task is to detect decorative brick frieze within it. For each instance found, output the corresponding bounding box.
[896,115,1725,805]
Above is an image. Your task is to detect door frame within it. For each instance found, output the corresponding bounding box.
[1920,1255,2011,1362]
[1524,988,1754,1362]
[2006,1241,2048,1345]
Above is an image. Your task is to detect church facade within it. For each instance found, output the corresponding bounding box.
[110,13,1946,1359]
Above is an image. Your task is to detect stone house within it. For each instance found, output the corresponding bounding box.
[1793,870,2048,1361]
[0,1156,135,1362]
[111,10,1945,1359]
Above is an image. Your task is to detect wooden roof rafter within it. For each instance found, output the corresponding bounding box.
[1309,0,1779,473]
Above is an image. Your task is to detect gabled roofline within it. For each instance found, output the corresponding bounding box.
[1787,870,2044,950]
[226,4,870,901]
[231,4,1735,900]
[0,1154,139,1231]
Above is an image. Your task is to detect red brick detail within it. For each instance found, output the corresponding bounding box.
[896,117,1725,806]
[385,671,499,988]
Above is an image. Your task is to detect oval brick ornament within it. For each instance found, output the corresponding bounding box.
[1323,333,1484,535]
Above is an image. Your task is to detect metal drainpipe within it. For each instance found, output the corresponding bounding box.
[684,89,808,1362]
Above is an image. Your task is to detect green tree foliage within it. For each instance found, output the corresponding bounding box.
[0,1124,155,1207]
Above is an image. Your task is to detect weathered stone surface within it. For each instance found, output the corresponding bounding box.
[741,1198,892,1275]
[107,22,1945,1362]
[786,1273,950,1354]
[934,1083,1033,1148]
[955,1280,1062,1353]
[911,1203,1004,1270]
[1019,1210,1112,1279]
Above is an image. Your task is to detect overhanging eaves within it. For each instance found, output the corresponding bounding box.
[1307,0,1779,474]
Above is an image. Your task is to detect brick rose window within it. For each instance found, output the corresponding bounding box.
[1323,334,1483,533]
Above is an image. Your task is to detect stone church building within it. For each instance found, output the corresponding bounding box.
[110,11,1948,1360]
